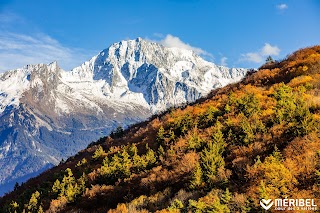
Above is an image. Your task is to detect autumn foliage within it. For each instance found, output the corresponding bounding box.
[1,46,320,213]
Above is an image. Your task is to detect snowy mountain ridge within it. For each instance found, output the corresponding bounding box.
[1,38,246,114]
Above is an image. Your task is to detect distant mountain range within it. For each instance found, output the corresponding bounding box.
[0,37,247,195]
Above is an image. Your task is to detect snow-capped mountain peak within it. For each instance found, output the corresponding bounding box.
[65,38,247,112]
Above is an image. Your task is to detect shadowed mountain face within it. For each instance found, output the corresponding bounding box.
[0,38,247,195]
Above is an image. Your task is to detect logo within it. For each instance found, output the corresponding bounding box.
[260,199,274,210]
[260,198,317,211]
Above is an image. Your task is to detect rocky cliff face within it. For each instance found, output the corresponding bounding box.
[0,38,247,195]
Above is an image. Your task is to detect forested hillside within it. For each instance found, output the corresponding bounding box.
[1,46,320,213]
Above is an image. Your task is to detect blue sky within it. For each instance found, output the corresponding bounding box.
[0,0,319,72]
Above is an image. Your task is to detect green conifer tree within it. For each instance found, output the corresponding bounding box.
[92,145,106,159]
[27,191,40,212]
[221,188,232,204]
[190,162,203,189]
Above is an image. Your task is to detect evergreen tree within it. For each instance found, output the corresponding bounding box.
[52,179,61,195]
[27,191,40,212]
[237,93,260,117]
[168,130,175,143]
[266,55,274,63]
[37,206,44,213]
[156,126,165,144]
[120,150,132,177]
[145,145,157,169]
[157,145,165,162]
[114,126,124,138]
[190,162,203,189]
[221,188,232,204]
[128,144,138,157]
[77,173,87,194]
[259,180,268,200]
[188,128,203,150]
[168,199,184,211]
[13,182,19,191]
[239,115,255,144]
[92,145,106,159]
[242,197,255,213]
[198,125,227,188]
[224,104,231,114]
[212,123,225,151]
[272,146,283,162]
[133,153,147,171]
[201,141,225,187]
[9,201,19,213]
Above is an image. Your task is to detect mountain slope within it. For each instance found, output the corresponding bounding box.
[0,38,247,195]
[1,46,319,212]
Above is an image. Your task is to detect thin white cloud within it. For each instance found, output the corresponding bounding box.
[0,11,94,72]
[220,57,228,66]
[277,4,288,10]
[152,34,214,59]
[0,32,92,72]
[240,43,280,63]
[242,53,263,63]
[261,43,280,56]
